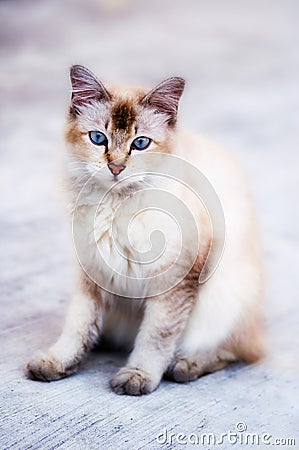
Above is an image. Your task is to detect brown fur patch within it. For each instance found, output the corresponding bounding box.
[112,100,136,132]
[80,272,102,303]
[65,123,82,145]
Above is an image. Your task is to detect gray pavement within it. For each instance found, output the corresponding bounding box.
[0,1,298,449]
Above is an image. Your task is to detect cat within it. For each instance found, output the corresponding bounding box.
[26,65,264,395]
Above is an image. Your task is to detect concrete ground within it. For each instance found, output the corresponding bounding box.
[0,0,298,449]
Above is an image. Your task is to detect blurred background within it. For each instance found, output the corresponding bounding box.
[0,0,298,447]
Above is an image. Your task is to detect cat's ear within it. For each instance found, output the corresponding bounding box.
[70,65,111,114]
[141,77,185,126]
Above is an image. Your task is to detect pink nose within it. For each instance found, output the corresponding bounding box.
[107,162,126,176]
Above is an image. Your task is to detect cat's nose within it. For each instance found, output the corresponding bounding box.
[107,162,126,176]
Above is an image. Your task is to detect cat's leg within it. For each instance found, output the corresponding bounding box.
[166,259,264,383]
[26,277,102,381]
[166,320,264,383]
[165,349,237,382]
[110,275,199,396]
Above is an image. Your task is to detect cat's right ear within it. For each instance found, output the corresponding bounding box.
[69,65,111,115]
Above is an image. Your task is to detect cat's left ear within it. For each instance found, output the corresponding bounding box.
[141,77,185,126]
[70,65,111,114]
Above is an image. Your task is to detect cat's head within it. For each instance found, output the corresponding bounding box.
[65,65,185,192]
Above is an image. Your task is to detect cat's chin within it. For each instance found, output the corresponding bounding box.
[92,170,149,196]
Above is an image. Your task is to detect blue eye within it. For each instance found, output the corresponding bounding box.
[89,131,107,146]
[131,136,151,150]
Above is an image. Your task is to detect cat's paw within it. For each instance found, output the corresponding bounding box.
[110,367,159,396]
[25,351,77,382]
[166,357,202,383]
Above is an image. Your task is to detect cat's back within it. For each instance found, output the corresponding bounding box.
[174,130,260,255]
[174,130,254,216]
[174,130,248,190]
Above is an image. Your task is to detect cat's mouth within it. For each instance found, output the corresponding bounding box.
[112,175,121,182]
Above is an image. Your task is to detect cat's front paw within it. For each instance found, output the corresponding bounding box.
[110,367,159,396]
[26,351,77,382]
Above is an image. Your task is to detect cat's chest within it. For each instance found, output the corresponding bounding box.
[73,188,198,297]
[93,200,180,269]
[75,198,179,275]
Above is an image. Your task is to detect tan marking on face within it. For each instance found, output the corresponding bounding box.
[65,123,90,158]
